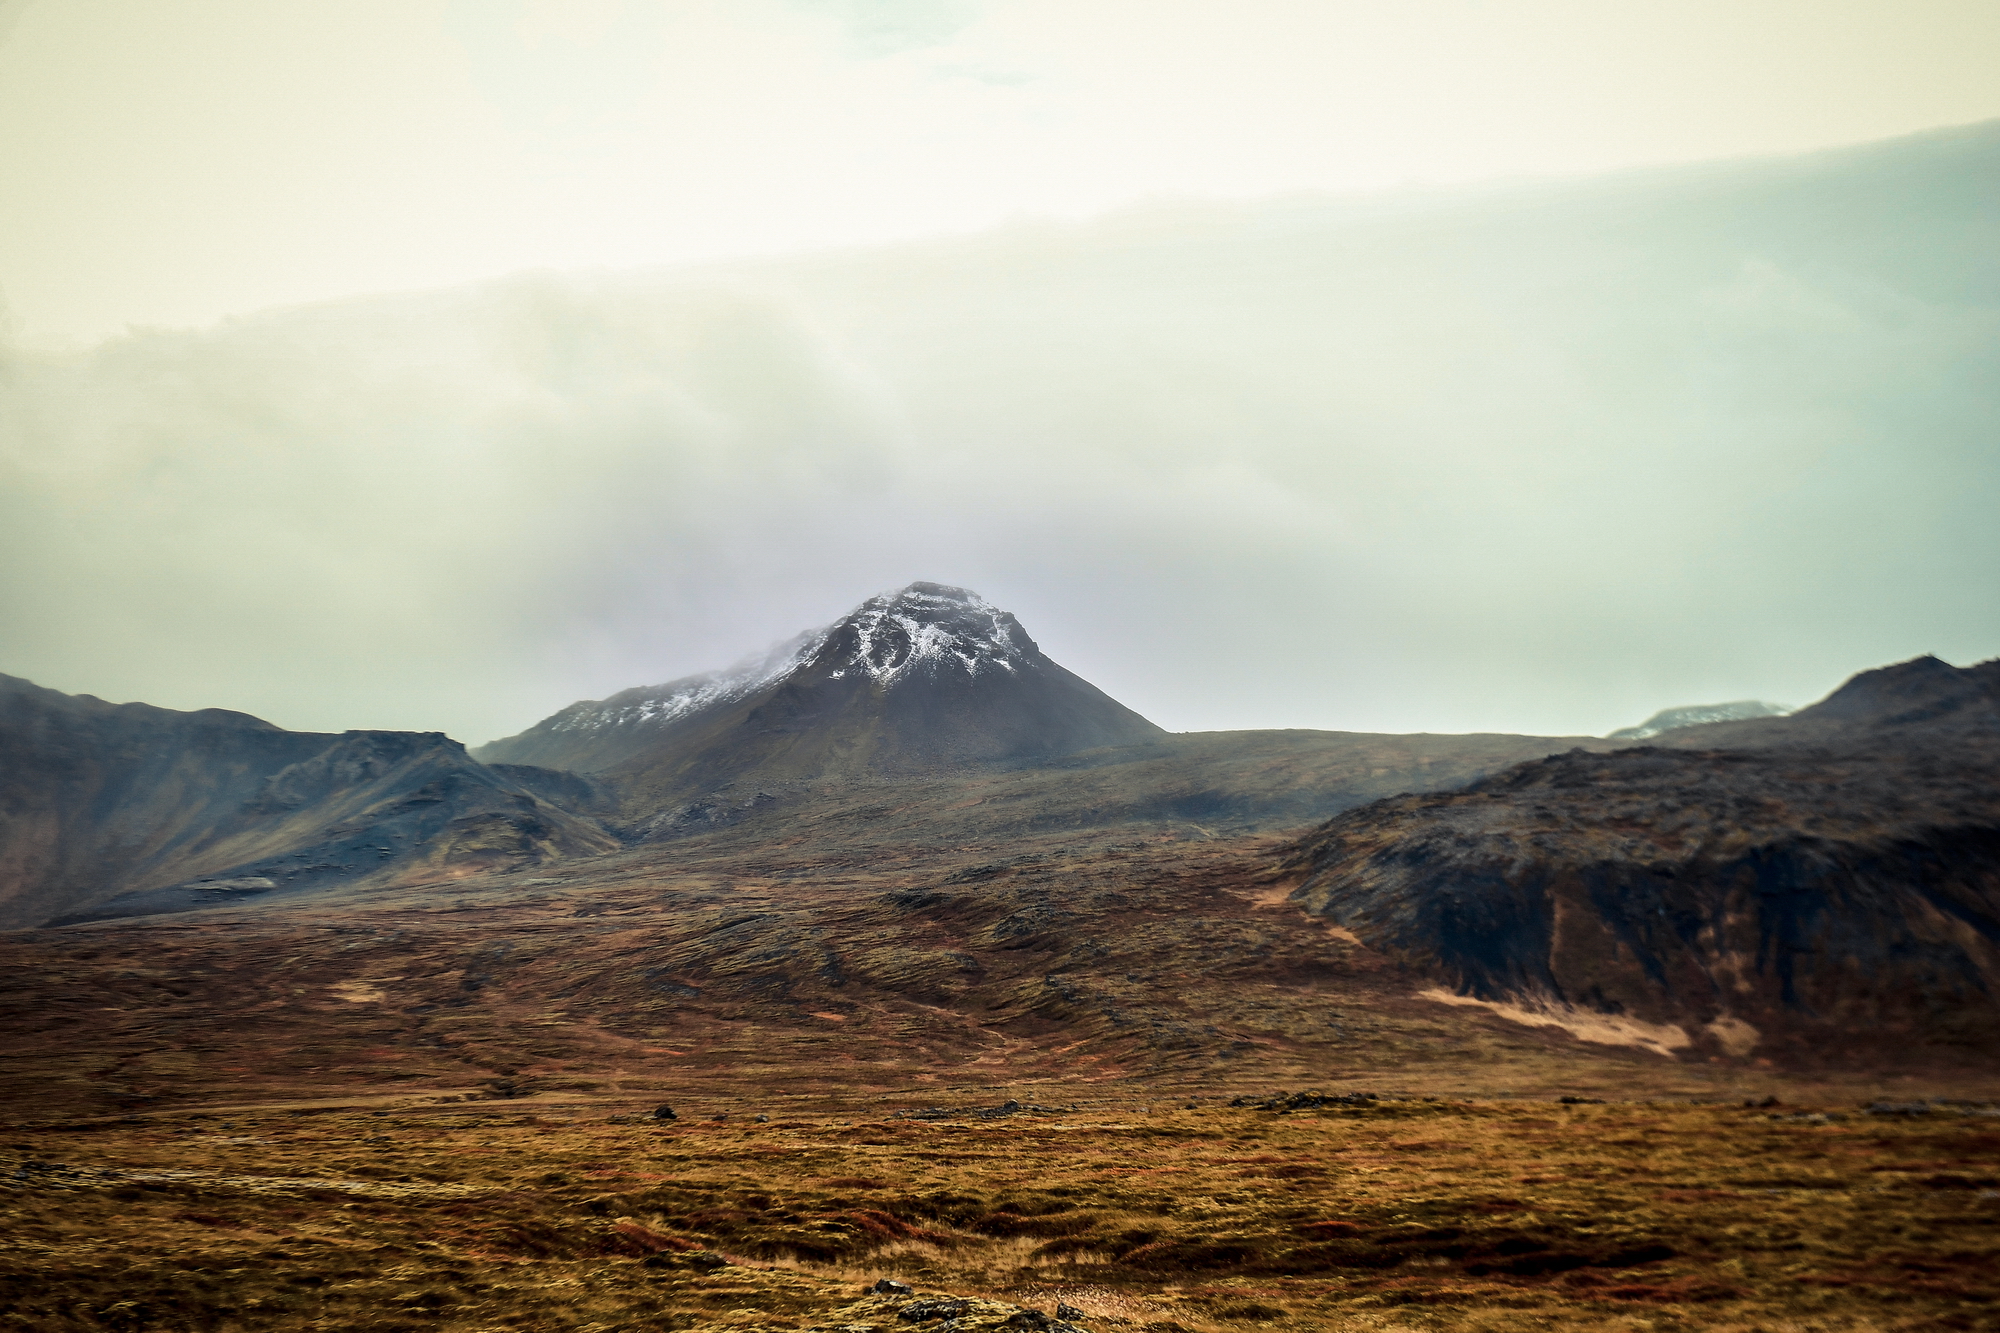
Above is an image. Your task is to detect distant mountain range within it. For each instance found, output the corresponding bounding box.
[475,583,1167,834]
[477,582,1163,774]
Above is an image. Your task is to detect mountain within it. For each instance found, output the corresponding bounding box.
[1606,699,1790,740]
[1279,656,2000,1064]
[476,583,1168,827]
[0,580,1605,925]
[0,674,617,929]
[1790,653,2000,727]
[1597,655,2000,752]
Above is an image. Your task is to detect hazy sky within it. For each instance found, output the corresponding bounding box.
[2,3,1998,744]
[4,1,2000,344]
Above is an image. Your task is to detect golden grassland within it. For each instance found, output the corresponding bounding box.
[5,1093,1998,1332]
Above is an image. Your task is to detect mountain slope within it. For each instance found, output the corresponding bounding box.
[1279,656,2000,1062]
[477,583,1167,822]
[0,674,617,929]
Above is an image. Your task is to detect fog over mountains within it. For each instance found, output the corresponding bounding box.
[3,122,1997,744]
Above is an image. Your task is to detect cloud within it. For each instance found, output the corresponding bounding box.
[789,0,987,58]
[0,0,32,48]
[3,127,1997,744]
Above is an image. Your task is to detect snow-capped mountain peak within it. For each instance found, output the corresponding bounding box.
[538,584,1038,740]
[814,582,1034,684]
[475,581,1163,777]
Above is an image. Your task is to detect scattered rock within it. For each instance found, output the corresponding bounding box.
[899,1298,969,1322]
[651,1104,678,1121]
[871,1278,914,1295]
[884,1297,1090,1332]
[1230,1090,1378,1111]
[889,1099,1066,1122]
[639,1249,729,1272]
[1056,1302,1086,1322]
[1559,1095,1605,1105]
